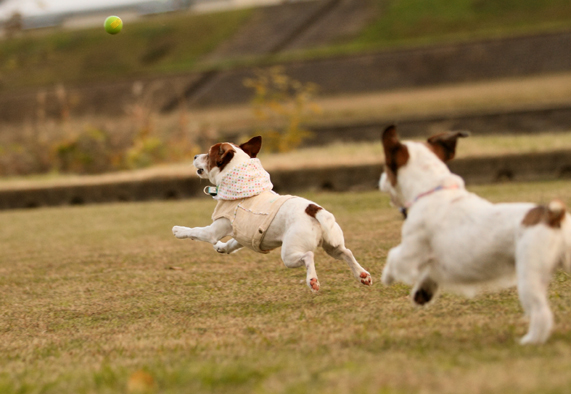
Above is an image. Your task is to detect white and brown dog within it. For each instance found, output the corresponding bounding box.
[172,136,372,292]
[379,125,571,344]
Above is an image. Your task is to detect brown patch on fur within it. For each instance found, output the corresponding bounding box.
[381,125,410,186]
[522,202,566,228]
[208,143,235,172]
[426,131,470,162]
[305,204,323,218]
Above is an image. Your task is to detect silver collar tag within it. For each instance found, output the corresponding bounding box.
[203,186,218,197]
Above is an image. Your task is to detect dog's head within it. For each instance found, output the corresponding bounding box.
[193,136,263,185]
[379,125,469,208]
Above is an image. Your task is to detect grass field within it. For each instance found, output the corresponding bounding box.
[2,180,571,393]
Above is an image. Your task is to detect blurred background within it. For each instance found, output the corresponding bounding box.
[0,0,571,199]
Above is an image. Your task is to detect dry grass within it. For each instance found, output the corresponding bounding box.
[1,180,571,393]
[2,130,571,190]
[3,71,571,184]
[258,131,571,171]
[183,72,571,132]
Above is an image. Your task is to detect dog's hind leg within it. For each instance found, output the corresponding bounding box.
[282,249,319,292]
[214,238,243,254]
[279,221,323,292]
[322,242,372,286]
[516,227,564,345]
[562,213,571,274]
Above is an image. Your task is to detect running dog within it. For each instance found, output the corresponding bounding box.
[379,125,571,344]
[172,136,372,292]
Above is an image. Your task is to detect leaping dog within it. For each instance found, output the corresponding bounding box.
[172,136,372,292]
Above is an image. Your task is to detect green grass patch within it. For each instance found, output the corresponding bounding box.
[3,1,571,91]
[0,8,252,90]
[1,181,571,392]
[321,0,571,54]
[219,0,571,69]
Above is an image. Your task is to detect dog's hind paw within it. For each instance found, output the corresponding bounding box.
[308,278,320,293]
[519,332,548,345]
[214,241,227,253]
[359,271,372,286]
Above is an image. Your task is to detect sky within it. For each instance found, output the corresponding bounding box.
[0,0,148,19]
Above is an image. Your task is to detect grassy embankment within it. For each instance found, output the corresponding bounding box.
[306,0,571,56]
[2,0,571,91]
[0,8,254,91]
[2,0,571,180]
[1,181,571,393]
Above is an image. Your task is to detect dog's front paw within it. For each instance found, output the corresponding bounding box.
[381,268,394,286]
[172,226,192,239]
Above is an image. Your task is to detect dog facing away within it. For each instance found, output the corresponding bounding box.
[379,125,571,344]
[172,136,372,292]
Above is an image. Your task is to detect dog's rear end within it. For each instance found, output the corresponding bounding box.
[517,200,569,344]
[562,209,571,275]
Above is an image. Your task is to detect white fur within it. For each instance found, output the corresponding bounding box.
[172,144,372,292]
[380,141,571,344]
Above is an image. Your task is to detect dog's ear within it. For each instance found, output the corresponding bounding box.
[426,131,470,162]
[208,143,235,171]
[240,136,262,158]
[381,125,409,186]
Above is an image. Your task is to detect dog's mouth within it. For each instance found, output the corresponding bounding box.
[197,168,204,176]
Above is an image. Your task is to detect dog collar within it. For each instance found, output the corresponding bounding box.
[404,184,460,208]
[204,186,218,197]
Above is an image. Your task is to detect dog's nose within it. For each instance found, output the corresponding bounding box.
[194,155,198,160]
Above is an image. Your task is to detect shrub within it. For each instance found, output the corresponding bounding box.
[244,67,320,152]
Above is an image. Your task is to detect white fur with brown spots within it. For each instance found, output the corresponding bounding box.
[379,125,571,345]
[172,136,372,292]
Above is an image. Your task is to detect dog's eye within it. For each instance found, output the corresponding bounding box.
[197,169,204,175]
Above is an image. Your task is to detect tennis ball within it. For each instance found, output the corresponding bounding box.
[104,16,123,35]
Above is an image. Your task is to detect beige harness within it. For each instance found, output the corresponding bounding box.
[212,190,294,253]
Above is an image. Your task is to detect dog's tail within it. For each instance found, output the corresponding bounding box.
[305,204,345,247]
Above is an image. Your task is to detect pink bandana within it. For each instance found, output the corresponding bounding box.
[216,159,273,200]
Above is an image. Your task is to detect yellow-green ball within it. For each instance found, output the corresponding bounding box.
[104,16,123,35]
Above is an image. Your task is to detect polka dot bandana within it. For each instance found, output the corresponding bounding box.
[216,159,273,200]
